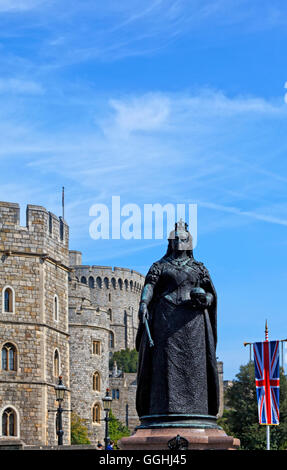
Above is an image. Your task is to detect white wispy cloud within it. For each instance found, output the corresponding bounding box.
[108,94,170,134]
[198,201,287,227]
[2,0,287,67]
[0,78,44,94]
[1,88,286,240]
[0,0,48,12]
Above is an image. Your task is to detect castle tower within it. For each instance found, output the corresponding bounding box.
[0,202,70,445]
[68,271,110,444]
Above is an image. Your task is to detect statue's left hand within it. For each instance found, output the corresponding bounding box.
[190,292,213,308]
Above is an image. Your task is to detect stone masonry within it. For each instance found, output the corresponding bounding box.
[0,202,70,446]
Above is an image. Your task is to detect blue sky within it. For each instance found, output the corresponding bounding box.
[1,0,287,379]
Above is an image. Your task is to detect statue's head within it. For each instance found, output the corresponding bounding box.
[165,219,193,257]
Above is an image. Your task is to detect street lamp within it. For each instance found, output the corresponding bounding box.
[54,376,67,446]
[102,388,112,450]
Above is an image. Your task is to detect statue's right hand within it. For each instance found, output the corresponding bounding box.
[138,301,149,322]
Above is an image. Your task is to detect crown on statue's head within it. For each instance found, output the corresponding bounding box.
[175,218,188,232]
[168,218,192,244]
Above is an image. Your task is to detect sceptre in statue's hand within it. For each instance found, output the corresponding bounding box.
[138,300,154,348]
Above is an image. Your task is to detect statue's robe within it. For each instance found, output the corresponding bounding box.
[136,256,219,418]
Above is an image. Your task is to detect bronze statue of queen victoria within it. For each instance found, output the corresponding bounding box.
[135,220,219,426]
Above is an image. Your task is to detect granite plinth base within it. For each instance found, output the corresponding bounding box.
[118,415,240,450]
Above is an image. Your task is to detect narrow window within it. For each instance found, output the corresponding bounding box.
[93,341,101,355]
[54,350,60,377]
[3,287,13,313]
[125,404,129,427]
[54,295,58,322]
[109,331,114,349]
[124,311,128,349]
[104,277,109,289]
[93,372,100,392]
[60,218,64,241]
[2,408,17,437]
[89,277,95,289]
[92,404,100,423]
[118,279,123,290]
[49,213,52,235]
[81,276,87,284]
[111,278,116,289]
[116,389,120,399]
[124,279,129,290]
[108,309,112,321]
[96,277,102,289]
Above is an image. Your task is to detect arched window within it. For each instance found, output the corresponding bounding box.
[2,408,17,437]
[88,276,95,289]
[92,403,101,424]
[54,295,58,322]
[81,276,87,285]
[3,287,14,313]
[104,277,109,289]
[54,349,60,377]
[1,343,17,371]
[96,277,102,289]
[124,279,129,290]
[109,331,114,349]
[111,278,116,289]
[118,279,123,290]
[93,372,101,392]
[130,281,133,291]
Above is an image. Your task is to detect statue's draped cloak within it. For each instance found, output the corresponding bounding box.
[136,256,219,418]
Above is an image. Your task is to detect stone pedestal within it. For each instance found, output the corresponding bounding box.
[118,415,240,450]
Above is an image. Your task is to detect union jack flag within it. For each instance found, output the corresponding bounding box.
[253,341,280,425]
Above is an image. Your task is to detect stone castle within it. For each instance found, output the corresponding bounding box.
[0,201,223,446]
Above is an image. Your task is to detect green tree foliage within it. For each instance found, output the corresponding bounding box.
[109,348,138,373]
[71,412,91,445]
[109,411,131,448]
[218,362,287,450]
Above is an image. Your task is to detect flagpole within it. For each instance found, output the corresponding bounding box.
[246,323,284,450]
[265,320,270,451]
[62,186,65,220]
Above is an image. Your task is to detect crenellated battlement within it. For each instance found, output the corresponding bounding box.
[0,201,20,226]
[69,250,145,293]
[0,201,69,264]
